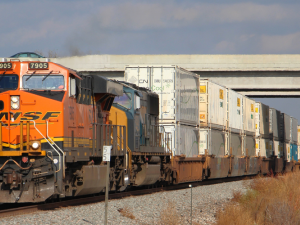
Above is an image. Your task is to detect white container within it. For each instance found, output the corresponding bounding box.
[199,128,228,156]
[273,140,283,158]
[243,96,255,135]
[290,117,298,144]
[228,89,243,133]
[255,102,269,138]
[163,123,199,157]
[256,138,272,157]
[199,79,227,129]
[125,66,200,125]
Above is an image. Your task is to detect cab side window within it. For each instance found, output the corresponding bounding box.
[69,77,76,97]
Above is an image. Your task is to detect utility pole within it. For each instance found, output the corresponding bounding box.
[103,145,112,225]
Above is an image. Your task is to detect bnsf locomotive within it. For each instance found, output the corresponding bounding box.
[0,60,172,203]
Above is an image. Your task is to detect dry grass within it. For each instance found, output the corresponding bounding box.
[118,206,135,220]
[159,200,183,225]
[216,172,300,225]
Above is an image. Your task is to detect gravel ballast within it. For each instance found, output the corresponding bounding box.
[0,180,251,225]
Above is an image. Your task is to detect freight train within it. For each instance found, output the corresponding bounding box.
[0,60,299,203]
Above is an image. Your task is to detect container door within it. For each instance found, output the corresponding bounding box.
[274,140,278,157]
[199,81,208,127]
[255,103,260,137]
[278,142,283,158]
[260,139,267,157]
[152,67,176,121]
[260,103,270,137]
[163,125,176,156]
[199,129,208,155]
[285,143,291,162]
[208,82,227,128]
[177,69,199,125]
[243,97,255,134]
[228,90,243,131]
[294,144,298,161]
[284,114,291,142]
[292,118,298,143]
[176,124,199,157]
[269,108,273,135]
[268,140,273,158]
[255,138,260,156]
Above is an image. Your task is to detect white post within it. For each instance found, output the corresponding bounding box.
[103,145,112,225]
[189,184,192,225]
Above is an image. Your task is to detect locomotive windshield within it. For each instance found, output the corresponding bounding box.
[0,75,18,91]
[22,75,65,90]
[113,92,132,109]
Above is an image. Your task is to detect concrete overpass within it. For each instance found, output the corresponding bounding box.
[50,54,300,97]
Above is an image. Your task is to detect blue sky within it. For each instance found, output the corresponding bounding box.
[1,0,300,120]
[1,0,300,56]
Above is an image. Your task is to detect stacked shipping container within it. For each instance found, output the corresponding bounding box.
[125,66,200,157]
[243,96,256,157]
[199,80,227,156]
[228,89,243,157]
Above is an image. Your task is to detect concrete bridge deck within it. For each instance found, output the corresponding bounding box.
[51,54,300,97]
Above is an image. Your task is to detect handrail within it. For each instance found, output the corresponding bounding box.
[31,120,62,175]
[46,121,65,179]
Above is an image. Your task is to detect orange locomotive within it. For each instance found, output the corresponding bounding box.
[0,60,126,202]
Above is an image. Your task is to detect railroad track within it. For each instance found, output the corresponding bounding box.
[0,175,255,218]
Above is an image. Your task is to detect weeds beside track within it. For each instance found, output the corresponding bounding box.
[216,172,300,225]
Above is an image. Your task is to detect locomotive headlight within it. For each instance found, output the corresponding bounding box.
[31,141,40,150]
[10,96,19,110]
[11,96,18,103]
[11,103,19,109]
